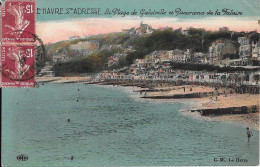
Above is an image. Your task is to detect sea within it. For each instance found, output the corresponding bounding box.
[2,83,259,166]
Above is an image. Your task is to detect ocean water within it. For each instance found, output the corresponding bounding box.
[2,83,259,166]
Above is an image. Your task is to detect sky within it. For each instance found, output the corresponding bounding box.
[34,0,260,44]
[36,17,260,44]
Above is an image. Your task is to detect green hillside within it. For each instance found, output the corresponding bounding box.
[47,28,259,76]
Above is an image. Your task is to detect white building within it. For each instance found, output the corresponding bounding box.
[193,52,207,64]
[171,49,184,62]
[70,41,99,55]
[69,36,80,40]
[184,49,191,62]
[53,55,71,63]
[252,41,260,61]
[238,36,251,64]
[209,41,225,65]
[135,21,153,35]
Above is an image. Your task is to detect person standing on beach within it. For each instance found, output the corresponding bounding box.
[246,127,253,142]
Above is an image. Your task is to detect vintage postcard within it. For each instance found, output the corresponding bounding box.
[1,0,259,166]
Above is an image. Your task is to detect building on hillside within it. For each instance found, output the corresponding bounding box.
[209,41,224,65]
[69,36,80,40]
[252,41,260,61]
[219,27,229,32]
[149,51,161,65]
[184,49,191,62]
[135,59,147,69]
[193,52,207,64]
[107,52,125,67]
[79,36,90,39]
[161,26,173,31]
[181,28,190,35]
[107,57,117,67]
[149,50,171,63]
[53,54,71,63]
[209,40,236,66]
[238,36,251,65]
[170,49,184,62]
[100,44,112,51]
[122,27,136,35]
[151,50,160,59]
[158,51,170,62]
[135,21,153,35]
[70,40,99,55]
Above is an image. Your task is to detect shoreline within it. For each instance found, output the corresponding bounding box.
[36,76,91,83]
[129,85,259,131]
[36,77,259,130]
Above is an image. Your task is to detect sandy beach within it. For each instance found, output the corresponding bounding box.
[36,76,90,83]
[147,85,215,96]
[146,85,259,130]
[191,94,259,130]
[134,83,259,130]
[195,93,259,109]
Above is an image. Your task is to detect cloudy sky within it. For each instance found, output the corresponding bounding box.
[36,17,259,44]
[35,0,260,44]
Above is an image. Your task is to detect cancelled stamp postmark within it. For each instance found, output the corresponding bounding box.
[0,0,36,87]
[1,0,35,42]
[1,44,35,87]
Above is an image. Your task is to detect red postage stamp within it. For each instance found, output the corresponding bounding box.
[1,0,36,43]
[1,44,35,87]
